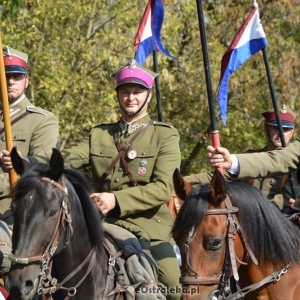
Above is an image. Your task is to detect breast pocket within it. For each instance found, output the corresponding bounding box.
[90,144,117,176]
[129,149,157,180]
[2,131,29,154]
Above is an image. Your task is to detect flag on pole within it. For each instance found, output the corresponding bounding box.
[134,0,176,66]
[217,3,268,125]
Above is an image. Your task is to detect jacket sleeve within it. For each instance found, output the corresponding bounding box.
[236,138,300,179]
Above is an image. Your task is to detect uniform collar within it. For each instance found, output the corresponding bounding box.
[119,114,150,136]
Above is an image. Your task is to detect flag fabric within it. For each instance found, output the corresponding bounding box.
[217,3,268,125]
[134,0,176,66]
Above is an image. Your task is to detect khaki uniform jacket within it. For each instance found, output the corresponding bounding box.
[234,138,300,206]
[0,97,60,200]
[56,115,181,241]
[184,145,300,210]
[240,146,300,210]
[236,137,300,178]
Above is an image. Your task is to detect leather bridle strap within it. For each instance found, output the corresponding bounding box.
[8,177,67,265]
[99,119,153,187]
[226,263,291,300]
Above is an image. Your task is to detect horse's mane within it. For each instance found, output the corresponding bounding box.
[172,180,300,268]
[13,163,104,249]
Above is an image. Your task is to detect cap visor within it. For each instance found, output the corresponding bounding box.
[5,66,26,74]
[267,120,294,128]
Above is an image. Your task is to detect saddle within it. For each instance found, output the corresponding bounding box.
[102,223,165,300]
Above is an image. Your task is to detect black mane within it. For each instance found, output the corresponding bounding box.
[172,181,300,268]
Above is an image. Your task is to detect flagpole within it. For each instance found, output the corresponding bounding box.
[262,48,297,199]
[0,34,18,189]
[152,50,163,122]
[195,1,221,152]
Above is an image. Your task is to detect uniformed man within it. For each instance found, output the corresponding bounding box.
[186,106,300,211]
[207,107,300,201]
[4,59,181,298]
[242,106,299,210]
[0,46,60,272]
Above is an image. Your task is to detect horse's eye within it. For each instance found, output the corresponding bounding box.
[49,209,58,217]
[209,238,223,250]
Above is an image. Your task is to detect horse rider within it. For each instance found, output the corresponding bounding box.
[184,105,300,211]
[0,46,60,275]
[1,59,182,299]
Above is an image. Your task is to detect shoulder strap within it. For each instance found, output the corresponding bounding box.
[99,119,153,189]
[0,111,30,136]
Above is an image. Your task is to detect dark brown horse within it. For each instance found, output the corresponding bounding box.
[172,169,300,300]
[5,148,161,300]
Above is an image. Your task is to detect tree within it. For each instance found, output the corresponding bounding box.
[1,0,299,175]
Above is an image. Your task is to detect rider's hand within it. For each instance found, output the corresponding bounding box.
[0,150,14,173]
[207,145,233,170]
[90,192,117,215]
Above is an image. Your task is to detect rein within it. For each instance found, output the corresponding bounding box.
[8,176,96,300]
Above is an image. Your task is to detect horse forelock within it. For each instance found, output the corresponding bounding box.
[227,181,300,268]
[172,183,209,248]
[12,163,49,200]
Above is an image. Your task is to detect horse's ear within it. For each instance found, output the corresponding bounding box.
[49,148,64,181]
[173,168,193,201]
[11,147,27,175]
[210,169,227,204]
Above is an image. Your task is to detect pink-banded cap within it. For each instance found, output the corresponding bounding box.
[111,59,158,89]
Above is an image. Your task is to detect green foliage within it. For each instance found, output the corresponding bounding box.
[1,0,299,175]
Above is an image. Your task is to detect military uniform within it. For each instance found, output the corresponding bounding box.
[235,137,300,179]
[241,147,300,210]
[232,106,300,209]
[0,96,60,226]
[0,46,60,228]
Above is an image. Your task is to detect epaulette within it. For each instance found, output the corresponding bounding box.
[152,120,174,128]
[26,106,48,116]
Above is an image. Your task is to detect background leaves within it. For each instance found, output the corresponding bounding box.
[1,0,299,174]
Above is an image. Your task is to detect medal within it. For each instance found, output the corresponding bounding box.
[138,167,146,175]
[139,158,147,167]
[270,179,277,186]
[127,150,137,160]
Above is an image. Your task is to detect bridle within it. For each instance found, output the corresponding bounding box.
[8,176,98,300]
[180,194,291,300]
[180,195,257,299]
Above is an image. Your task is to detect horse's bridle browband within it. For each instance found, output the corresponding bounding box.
[8,176,97,300]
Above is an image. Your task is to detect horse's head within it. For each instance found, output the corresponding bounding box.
[172,170,245,300]
[6,148,69,299]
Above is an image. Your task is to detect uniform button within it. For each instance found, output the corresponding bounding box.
[157,219,161,223]
[114,178,120,183]
[100,150,104,154]
[118,168,123,172]
[142,152,146,155]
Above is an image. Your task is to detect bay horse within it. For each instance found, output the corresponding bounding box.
[5,148,161,300]
[172,169,300,300]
